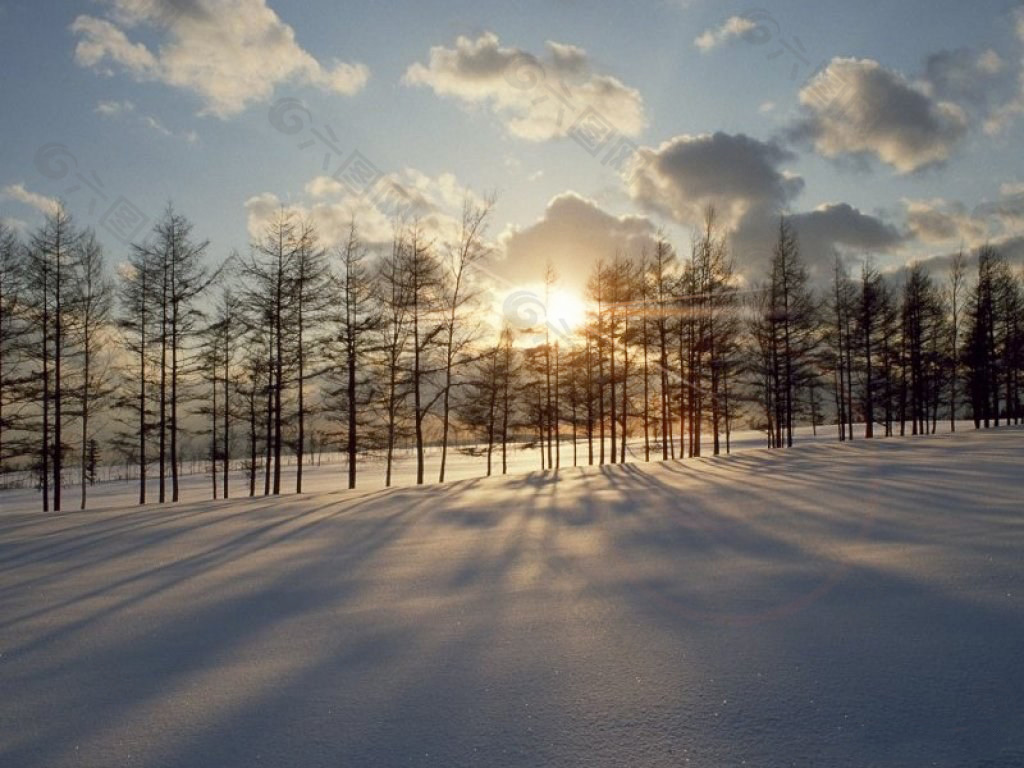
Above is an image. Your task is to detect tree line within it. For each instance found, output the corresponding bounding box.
[0,201,1021,510]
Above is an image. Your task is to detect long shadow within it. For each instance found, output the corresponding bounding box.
[0,485,458,767]
[2,430,1023,767]
[0,489,378,600]
[0,485,452,657]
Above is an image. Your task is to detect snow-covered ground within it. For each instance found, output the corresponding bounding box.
[0,420,985,512]
[1,427,1022,767]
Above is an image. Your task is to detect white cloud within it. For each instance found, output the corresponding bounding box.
[95,97,198,143]
[922,46,1021,137]
[497,192,658,292]
[2,183,61,216]
[694,16,759,52]
[924,48,1007,105]
[246,190,394,249]
[141,114,199,143]
[902,234,1024,278]
[621,131,911,278]
[977,49,1005,75]
[246,169,476,248]
[791,57,968,173]
[973,184,1024,232]
[627,131,803,231]
[95,99,135,116]
[903,185,1024,249]
[985,8,1024,135]
[905,198,989,245]
[790,203,904,253]
[71,15,158,75]
[71,0,369,118]
[731,200,905,281]
[403,32,646,141]
[986,100,1024,136]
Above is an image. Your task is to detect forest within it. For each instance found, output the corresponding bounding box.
[0,200,1021,511]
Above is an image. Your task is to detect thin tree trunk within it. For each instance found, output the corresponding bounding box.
[53,240,62,512]
[609,304,617,464]
[159,263,168,503]
[264,358,273,495]
[554,341,560,469]
[211,367,218,500]
[41,263,50,512]
[171,306,179,502]
[139,295,147,504]
[80,338,90,510]
[223,336,229,500]
[347,325,358,489]
[296,315,305,494]
[248,383,257,497]
[620,324,628,465]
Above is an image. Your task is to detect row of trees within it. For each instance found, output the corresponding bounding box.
[1,202,1022,510]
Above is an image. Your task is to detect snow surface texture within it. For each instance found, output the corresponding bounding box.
[1,428,1023,767]
[0,422,959,511]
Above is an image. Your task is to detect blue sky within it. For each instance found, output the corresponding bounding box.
[1,0,1023,293]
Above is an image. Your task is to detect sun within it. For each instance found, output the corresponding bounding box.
[546,289,588,332]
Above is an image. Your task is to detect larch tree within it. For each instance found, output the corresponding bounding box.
[0,222,26,474]
[203,287,240,499]
[857,259,888,439]
[765,216,817,449]
[73,230,114,509]
[438,194,494,483]
[25,205,80,511]
[947,247,967,432]
[243,209,298,495]
[372,231,412,488]
[496,323,519,475]
[649,235,675,460]
[401,221,444,485]
[291,218,330,493]
[329,220,379,490]
[585,260,607,464]
[117,244,155,504]
[137,205,212,503]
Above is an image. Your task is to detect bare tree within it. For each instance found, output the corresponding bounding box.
[401,222,444,485]
[330,220,378,489]
[438,195,494,482]
[827,254,856,442]
[649,235,675,460]
[615,255,633,464]
[586,260,607,464]
[762,217,817,448]
[947,247,967,431]
[25,205,80,510]
[496,324,519,475]
[292,219,330,493]
[242,209,298,495]
[74,231,113,509]
[117,245,155,504]
[203,288,239,498]
[373,231,412,487]
[0,222,26,475]
[134,206,212,503]
[857,259,888,439]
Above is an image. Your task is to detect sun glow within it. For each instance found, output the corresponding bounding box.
[546,289,588,332]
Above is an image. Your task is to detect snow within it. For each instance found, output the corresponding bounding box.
[1,427,1023,766]
[0,421,968,512]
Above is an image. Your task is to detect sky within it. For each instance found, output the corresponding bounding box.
[1,0,1023,302]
